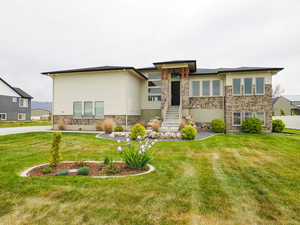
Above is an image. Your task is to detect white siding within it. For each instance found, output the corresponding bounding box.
[0,79,20,97]
[126,71,142,115]
[53,71,142,116]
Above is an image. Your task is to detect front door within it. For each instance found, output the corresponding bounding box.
[171,81,180,105]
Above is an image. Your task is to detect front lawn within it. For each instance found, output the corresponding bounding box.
[0,132,300,225]
[0,120,51,128]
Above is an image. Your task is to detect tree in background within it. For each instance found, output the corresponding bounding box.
[272,84,285,98]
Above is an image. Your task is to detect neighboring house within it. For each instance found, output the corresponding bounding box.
[283,95,300,115]
[42,60,283,133]
[0,77,33,121]
[31,109,51,120]
[272,96,291,116]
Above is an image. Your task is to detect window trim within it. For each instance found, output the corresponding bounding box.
[147,73,161,102]
[18,113,26,121]
[12,97,17,103]
[232,78,241,96]
[243,78,253,95]
[83,101,94,117]
[191,80,201,97]
[95,101,104,119]
[255,77,265,95]
[202,80,211,97]
[73,101,83,118]
[19,98,28,108]
[212,80,221,96]
[232,112,242,126]
[0,113,7,121]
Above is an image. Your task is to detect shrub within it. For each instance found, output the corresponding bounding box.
[57,121,65,130]
[103,118,116,134]
[130,123,146,140]
[179,119,186,131]
[96,121,104,131]
[42,167,52,174]
[103,156,111,165]
[50,132,62,167]
[148,119,160,132]
[77,167,90,176]
[272,119,285,133]
[181,125,197,140]
[105,163,120,175]
[114,126,124,132]
[211,119,225,133]
[121,144,152,169]
[55,169,69,176]
[241,118,262,134]
[280,109,285,116]
[272,112,275,116]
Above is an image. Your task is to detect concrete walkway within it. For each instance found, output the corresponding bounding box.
[0,126,52,136]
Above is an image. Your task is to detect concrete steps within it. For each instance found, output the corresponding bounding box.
[161,106,180,132]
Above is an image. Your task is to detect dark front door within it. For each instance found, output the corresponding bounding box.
[171,81,180,105]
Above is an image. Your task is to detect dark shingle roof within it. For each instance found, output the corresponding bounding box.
[191,67,284,75]
[41,66,147,79]
[13,87,33,99]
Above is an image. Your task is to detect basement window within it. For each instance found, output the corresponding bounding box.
[0,113,7,120]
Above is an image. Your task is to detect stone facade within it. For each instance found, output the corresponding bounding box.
[189,96,224,109]
[181,77,189,108]
[224,84,272,133]
[53,115,141,131]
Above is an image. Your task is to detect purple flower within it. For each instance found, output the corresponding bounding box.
[117,146,123,152]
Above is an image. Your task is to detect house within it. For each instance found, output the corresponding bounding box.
[283,95,300,115]
[272,96,291,116]
[42,60,283,133]
[0,77,33,121]
[31,109,51,120]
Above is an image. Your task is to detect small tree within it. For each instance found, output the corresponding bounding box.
[50,132,62,167]
[280,109,285,116]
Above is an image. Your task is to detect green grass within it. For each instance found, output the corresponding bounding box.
[0,120,51,128]
[0,132,300,225]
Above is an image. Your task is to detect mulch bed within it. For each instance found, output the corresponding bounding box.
[27,162,149,177]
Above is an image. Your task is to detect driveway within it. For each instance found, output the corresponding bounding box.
[0,126,52,136]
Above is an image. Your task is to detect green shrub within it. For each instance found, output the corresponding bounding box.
[272,119,285,132]
[121,144,152,169]
[211,119,225,133]
[103,156,111,165]
[55,169,69,176]
[181,125,197,140]
[42,167,52,174]
[241,118,262,134]
[50,132,62,167]
[105,163,120,175]
[272,112,275,116]
[280,109,285,116]
[114,126,124,132]
[77,167,90,176]
[130,123,146,140]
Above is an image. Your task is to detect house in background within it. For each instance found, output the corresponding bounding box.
[42,60,283,133]
[284,95,300,115]
[272,96,291,116]
[0,77,33,121]
[31,101,52,120]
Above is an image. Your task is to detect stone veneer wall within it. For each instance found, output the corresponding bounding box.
[181,78,189,108]
[53,115,141,131]
[189,96,224,109]
[224,84,272,133]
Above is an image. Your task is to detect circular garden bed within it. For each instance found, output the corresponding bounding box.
[21,161,154,178]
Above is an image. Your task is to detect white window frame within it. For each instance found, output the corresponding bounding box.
[212,80,221,96]
[255,77,265,95]
[95,101,104,119]
[232,78,241,96]
[255,112,265,126]
[84,101,94,117]
[12,97,17,103]
[73,101,83,118]
[243,78,253,95]
[0,113,7,120]
[19,98,28,108]
[232,112,242,126]
[202,80,211,97]
[18,113,26,121]
[191,80,201,97]
[148,73,161,102]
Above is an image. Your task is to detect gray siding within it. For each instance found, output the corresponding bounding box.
[0,95,31,121]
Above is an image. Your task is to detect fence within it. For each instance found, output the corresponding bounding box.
[272,116,300,129]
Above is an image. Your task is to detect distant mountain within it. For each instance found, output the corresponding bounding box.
[31,101,52,112]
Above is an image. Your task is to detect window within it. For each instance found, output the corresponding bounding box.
[202,81,210,96]
[12,97,17,103]
[95,101,104,118]
[244,112,253,120]
[84,101,93,117]
[73,102,82,117]
[212,80,221,96]
[233,112,241,126]
[244,78,253,95]
[0,113,7,120]
[148,73,161,102]
[18,113,26,120]
[192,81,200,97]
[19,98,28,107]
[233,79,241,95]
[256,112,265,125]
[256,78,264,94]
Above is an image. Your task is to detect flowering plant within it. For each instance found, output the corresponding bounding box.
[116,136,156,169]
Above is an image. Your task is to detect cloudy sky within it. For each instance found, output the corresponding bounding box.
[0,0,299,101]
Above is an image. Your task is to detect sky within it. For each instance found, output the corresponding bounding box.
[0,0,299,101]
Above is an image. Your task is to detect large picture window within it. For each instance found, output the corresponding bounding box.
[233,79,241,95]
[256,78,264,94]
[212,80,221,96]
[73,102,82,117]
[84,101,93,116]
[244,78,253,95]
[202,81,210,97]
[148,73,161,102]
[95,101,104,118]
[192,81,200,97]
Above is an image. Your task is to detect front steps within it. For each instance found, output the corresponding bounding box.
[161,106,180,132]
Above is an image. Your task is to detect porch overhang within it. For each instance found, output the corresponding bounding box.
[153,60,196,72]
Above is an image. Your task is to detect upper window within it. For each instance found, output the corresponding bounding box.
[202,81,210,97]
[256,112,265,125]
[192,81,200,97]
[84,101,93,117]
[233,112,241,126]
[212,80,221,96]
[148,74,161,80]
[244,78,253,95]
[19,98,28,108]
[148,73,161,102]
[12,97,17,103]
[95,101,104,119]
[73,102,82,117]
[233,79,241,95]
[18,113,26,121]
[0,113,7,120]
[256,78,265,94]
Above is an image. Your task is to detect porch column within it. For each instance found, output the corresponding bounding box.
[161,69,169,119]
[181,67,190,113]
